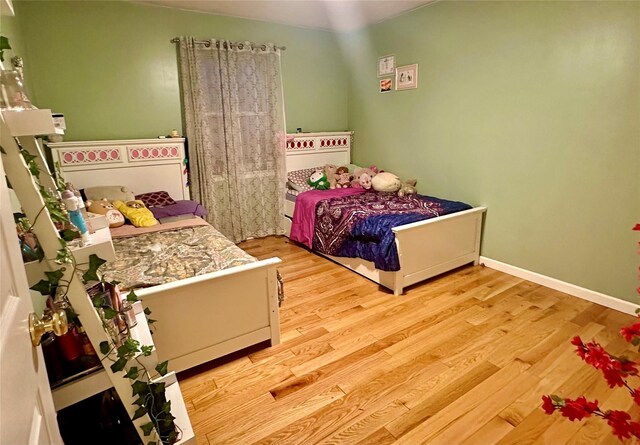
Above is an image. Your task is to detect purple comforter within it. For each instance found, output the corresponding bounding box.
[295,190,472,271]
[289,188,365,249]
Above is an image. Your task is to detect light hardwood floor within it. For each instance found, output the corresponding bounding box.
[178,236,638,445]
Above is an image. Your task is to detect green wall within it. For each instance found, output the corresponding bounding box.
[344,1,640,301]
[0,13,26,65]
[6,1,639,301]
[8,0,348,140]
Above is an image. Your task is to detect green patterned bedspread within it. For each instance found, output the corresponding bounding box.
[101,225,257,290]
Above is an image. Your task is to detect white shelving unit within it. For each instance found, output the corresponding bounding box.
[1,109,195,444]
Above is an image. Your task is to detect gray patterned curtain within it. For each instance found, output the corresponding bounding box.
[178,37,286,242]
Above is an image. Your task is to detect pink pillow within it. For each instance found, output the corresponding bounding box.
[135,191,176,208]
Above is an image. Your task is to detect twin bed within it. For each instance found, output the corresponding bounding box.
[282,132,486,295]
[49,133,485,374]
[49,139,281,373]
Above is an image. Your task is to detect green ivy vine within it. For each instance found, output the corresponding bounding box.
[13,143,178,444]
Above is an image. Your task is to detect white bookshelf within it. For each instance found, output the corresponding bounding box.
[2,109,195,444]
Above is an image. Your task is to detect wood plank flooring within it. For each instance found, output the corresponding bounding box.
[178,236,638,445]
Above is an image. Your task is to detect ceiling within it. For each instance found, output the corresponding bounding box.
[132,0,436,32]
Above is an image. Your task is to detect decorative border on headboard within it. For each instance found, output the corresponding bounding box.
[286,132,352,154]
[319,136,349,148]
[287,137,315,151]
[49,139,186,168]
[285,132,352,172]
[128,144,182,162]
[59,147,124,166]
[48,138,190,200]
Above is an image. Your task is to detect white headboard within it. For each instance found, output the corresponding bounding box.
[48,138,190,200]
[286,132,352,172]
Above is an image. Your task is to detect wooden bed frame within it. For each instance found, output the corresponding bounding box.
[49,139,281,372]
[283,132,486,295]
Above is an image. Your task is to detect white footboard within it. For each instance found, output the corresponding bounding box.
[392,206,485,294]
[134,257,281,372]
[322,207,486,295]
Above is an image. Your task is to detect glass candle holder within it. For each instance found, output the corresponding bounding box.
[1,69,34,110]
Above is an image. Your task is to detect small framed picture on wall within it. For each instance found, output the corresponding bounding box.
[379,78,392,93]
[377,54,395,77]
[396,64,418,90]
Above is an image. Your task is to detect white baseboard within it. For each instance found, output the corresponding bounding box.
[479,256,639,316]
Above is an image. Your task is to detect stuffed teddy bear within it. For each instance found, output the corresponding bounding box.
[323,164,338,189]
[398,179,418,197]
[308,170,330,190]
[351,167,377,189]
[112,200,158,227]
[335,166,352,188]
[372,172,402,193]
[86,199,125,228]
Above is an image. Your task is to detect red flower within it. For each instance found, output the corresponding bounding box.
[542,224,640,442]
[572,336,588,359]
[632,389,640,406]
[559,396,599,421]
[573,338,639,388]
[541,395,556,415]
[571,336,584,346]
[605,410,633,440]
[618,358,639,376]
[620,321,640,342]
[602,366,626,388]
[583,341,611,369]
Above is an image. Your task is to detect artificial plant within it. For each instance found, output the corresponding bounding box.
[0,35,10,62]
[542,224,640,441]
[14,145,178,444]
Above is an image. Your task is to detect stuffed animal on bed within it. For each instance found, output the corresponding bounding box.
[351,167,377,190]
[112,200,159,228]
[308,170,330,190]
[398,179,418,197]
[335,166,352,188]
[354,172,372,190]
[372,172,402,193]
[323,164,338,189]
[86,199,125,228]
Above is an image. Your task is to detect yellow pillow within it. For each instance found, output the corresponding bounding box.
[112,200,158,228]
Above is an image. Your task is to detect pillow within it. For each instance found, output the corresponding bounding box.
[287,167,319,192]
[157,215,196,224]
[149,200,208,220]
[135,191,176,208]
[112,200,158,228]
[84,186,135,202]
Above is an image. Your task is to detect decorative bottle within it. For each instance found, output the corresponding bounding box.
[75,326,100,369]
[61,189,91,245]
[41,333,66,384]
[65,183,94,233]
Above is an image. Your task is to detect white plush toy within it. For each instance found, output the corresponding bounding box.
[307,170,330,190]
[371,172,402,193]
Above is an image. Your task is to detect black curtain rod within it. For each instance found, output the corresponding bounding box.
[171,37,286,51]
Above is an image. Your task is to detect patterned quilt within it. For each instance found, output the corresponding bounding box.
[312,191,472,271]
[102,225,256,289]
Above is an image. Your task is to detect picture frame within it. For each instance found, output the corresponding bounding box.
[379,78,392,93]
[395,64,418,90]
[377,54,395,77]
